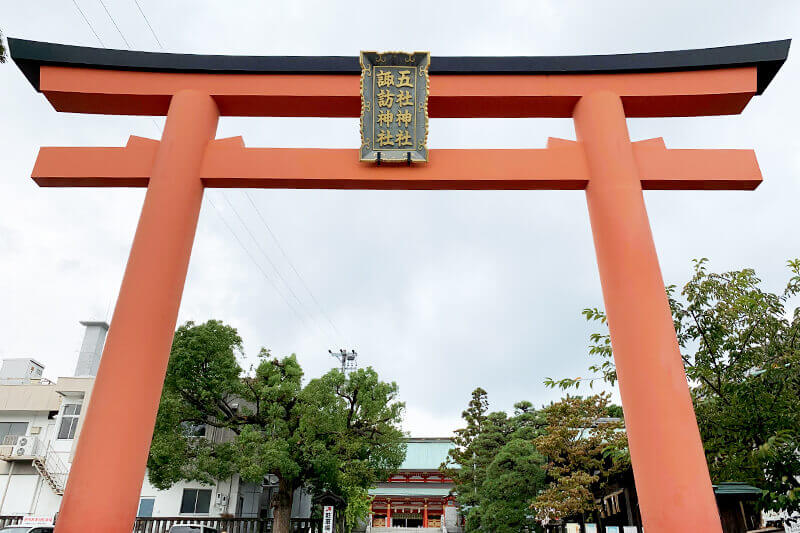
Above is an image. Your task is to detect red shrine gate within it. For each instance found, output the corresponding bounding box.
[369,438,457,528]
[370,496,453,529]
[8,38,790,533]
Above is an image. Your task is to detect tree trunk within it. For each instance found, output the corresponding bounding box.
[272,478,294,533]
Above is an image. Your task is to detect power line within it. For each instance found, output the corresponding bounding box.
[219,192,327,337]
[206,195,310,327]
[91,1,342,347]
[68,0,153,327]
[71,0,106,47]
[82,0,163,135]
[64,0,321,342]
[243,191,346,342]
[97,0,131,48]
[131,0,163,49]
[117,0,321,338]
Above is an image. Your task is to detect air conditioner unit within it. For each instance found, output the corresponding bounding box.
[14,436,36,457]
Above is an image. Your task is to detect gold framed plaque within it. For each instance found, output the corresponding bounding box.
[360,51,430,163]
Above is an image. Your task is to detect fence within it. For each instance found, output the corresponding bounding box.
[133,517,322,533]
[0,516,22,527]
[0,515,323,532]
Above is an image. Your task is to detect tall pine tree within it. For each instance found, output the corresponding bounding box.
[444,389,547,532]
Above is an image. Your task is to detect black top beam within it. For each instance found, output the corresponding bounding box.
[9,37,790,95]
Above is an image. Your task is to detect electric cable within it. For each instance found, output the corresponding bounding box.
[131,0,163,49]
[219,192,327,338]
[243,191,347,343]
[206,195,310,327]
[70,0,106,47]
[97,0,131,48]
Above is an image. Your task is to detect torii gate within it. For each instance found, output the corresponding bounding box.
[9,38,790,533]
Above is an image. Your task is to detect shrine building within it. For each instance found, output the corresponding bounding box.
[369,438,459,529]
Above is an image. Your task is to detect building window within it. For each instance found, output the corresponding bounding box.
[57,404,81,440]
[180,489,212,514]
[138,497,155,517]
[180,422,206,438]
[0,422,28,444]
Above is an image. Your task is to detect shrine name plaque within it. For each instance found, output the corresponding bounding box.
[360,51,430,163]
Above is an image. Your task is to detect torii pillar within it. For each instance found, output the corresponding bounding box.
[576,91,718,528]
[8,38,790,533]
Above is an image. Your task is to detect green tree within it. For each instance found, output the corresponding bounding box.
[148,320,406,533]
[547,259,800,514]
[604,404,624,419]
[341,486,372,533]
[531,394,629,524]
[444,390,547,532]
[480,438,546,532]
[444,387,492,513]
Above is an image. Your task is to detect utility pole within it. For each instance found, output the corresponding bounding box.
[328,349,357,375]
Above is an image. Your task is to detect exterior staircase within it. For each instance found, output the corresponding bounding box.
[0,436,67,495]
[32,448,67,495]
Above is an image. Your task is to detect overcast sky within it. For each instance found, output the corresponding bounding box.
[1,1,798,436]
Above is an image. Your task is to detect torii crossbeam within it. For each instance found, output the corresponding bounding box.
[10,38,790,533]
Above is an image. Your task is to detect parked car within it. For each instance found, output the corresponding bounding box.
[0,527,54,533]
[168,525,218,533]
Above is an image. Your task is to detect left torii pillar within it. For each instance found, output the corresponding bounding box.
[56,90,219,533]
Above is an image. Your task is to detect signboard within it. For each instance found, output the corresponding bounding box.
[606,528,620,533]
[21,516,54,526]
[323,505,334,533]
[360,51,430,163]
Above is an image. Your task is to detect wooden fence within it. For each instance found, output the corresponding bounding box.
[133,517,322,533]
[0,515,323,532]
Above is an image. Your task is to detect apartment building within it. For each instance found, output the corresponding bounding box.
[0,321,310,522]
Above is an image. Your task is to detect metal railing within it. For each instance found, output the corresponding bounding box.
[0,436,68,494]
[34,441,68,494]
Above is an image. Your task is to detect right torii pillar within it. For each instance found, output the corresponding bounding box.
[575,91,720,531]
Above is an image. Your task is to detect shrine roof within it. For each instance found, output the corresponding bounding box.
[369,486,451,497]
[9,38,790,95]
[713,482,763,496]
[400,438,454,471]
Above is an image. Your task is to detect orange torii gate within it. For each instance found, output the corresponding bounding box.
[9,38,789,533]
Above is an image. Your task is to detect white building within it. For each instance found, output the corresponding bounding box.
[0,321,311,522]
